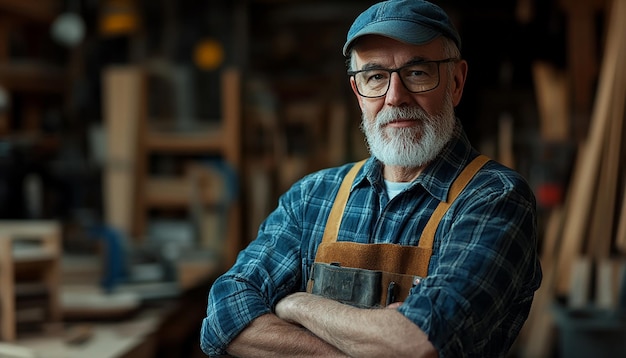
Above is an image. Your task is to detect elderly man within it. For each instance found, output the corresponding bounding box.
[201,1,542,357]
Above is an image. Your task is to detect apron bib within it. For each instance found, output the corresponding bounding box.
[307,155,489,307]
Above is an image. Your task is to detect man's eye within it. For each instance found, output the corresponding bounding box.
[407,67,433,77]
[366,72,388,82]
[405,64,435,78]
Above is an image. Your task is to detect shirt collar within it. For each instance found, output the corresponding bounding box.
[353,119,478,202]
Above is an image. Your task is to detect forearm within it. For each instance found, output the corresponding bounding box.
[226,313,349,358]
[275,292,437,358]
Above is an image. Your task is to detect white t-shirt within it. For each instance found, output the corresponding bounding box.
[384,180,411,200]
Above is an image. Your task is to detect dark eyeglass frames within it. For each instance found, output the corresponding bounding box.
[348,58,458,98]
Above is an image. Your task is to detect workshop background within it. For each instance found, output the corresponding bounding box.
[0,0,624,357]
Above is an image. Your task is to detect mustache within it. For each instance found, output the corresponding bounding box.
[375,106,431,126]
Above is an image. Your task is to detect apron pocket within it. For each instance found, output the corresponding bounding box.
[308,263,382,308]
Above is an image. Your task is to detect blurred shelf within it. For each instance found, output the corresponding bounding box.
[0,0,60,23]
[13,250,57,265]
[145,125,224,153]
[0,133,61,150]
[0,62,68,93]
[145,177,222,208]
[103,66,242,267]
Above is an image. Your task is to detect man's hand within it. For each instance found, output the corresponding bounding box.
[386,301,403,309]
[226,313,348,358]
[275,292,438,358]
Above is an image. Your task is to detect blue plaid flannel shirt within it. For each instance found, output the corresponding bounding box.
[201,121,542,357]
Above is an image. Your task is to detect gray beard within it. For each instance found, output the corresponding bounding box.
[361,93,456,168]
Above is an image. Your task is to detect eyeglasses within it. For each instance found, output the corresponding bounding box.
[348,58,458,98]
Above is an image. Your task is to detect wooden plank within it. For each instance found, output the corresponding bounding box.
[145,171,223,208]
[132,67,149,241]
[519,207,564,358]
[220,68,242,266]
[559,0,604,139]
[587,11,626,257]
[0,236,16,341]
[221,67,242,168]
[617,186,626,252]
[498,113,515,169]
[586,91,625,256]
[102,67,143,237]
[145,127,224,153]
[542,207,565,267]
[555,0,626,295]
[521,140,592,356]
[595,259,624,309]
[568,257,592,308]
[532,62,570,141]
[523,3,626,355]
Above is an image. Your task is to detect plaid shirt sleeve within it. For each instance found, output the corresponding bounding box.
[399,162,542,357]
[200,165,349,356]
[199,191,300,355]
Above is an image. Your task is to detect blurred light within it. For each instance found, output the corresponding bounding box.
[51,13,86,47]
[194,38,224,71]
[99,0,140,36]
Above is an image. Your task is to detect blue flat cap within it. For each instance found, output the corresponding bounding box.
[343,0,461,56]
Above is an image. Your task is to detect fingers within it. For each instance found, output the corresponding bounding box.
[386,302,403,309]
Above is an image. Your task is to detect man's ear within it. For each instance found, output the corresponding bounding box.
[451,59,468,107]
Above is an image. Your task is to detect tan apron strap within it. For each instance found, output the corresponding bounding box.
[320,159,367,245]
[418,154,490,249]
[309,155,491,303]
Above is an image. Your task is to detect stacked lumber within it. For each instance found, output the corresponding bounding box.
[520,0,626,356]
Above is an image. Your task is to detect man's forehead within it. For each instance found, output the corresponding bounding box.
[352,35,444,65]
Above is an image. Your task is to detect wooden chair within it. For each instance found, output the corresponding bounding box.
[0,221,61,341]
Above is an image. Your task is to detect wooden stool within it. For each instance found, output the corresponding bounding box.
[0,221,62,341]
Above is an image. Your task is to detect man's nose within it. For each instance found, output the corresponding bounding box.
[385,72,411,106]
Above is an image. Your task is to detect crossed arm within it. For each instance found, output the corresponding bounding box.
[226,292,437,358]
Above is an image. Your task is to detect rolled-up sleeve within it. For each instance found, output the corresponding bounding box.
[200,186,306,356]
[399,170,542,357]
[201,275,272,355]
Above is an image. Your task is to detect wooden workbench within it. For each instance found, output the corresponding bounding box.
[15,307,166,358]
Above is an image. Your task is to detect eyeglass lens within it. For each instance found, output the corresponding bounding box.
[354,62,441,97]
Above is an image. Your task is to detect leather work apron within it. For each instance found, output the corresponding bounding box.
[306,155,490,307]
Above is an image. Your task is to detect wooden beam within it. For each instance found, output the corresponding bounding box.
[0,236,16,341]
[519,207,564,358]
[568,257,592,308]
[532,62,570,141]
[498,113,515,169]
[617,187,626,253]
[102,67,144,237]
[586,41,626,258]
[555,0,626,295]
[559,0,605,139]
[595,259,625,309]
